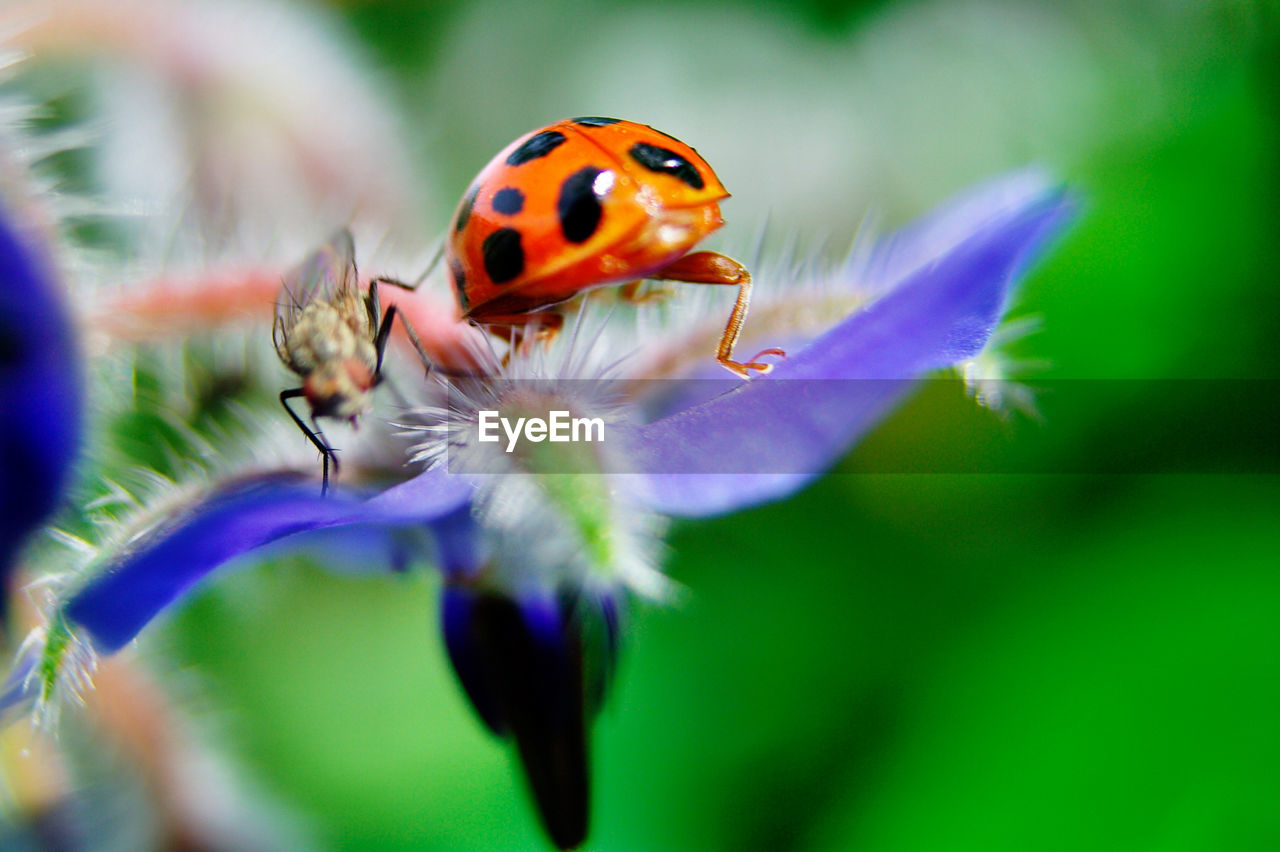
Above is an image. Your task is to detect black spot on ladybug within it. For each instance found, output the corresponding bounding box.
[628,142,704,190]
[491,187,524,215]
[450,259,469,310]
[482,228,524,284]
[456,184,479,231]
[557,166,607,244]
[572,116,620,127]
[506,130,566,166]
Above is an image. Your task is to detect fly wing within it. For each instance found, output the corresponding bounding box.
[275,228,359,328]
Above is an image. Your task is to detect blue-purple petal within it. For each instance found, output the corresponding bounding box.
[620,382,909,517]
[0,205,82,594]
[856,167,1064,298]
[626,180,1076,517]
[781,186,1073,380]
[426,502,485,579]
[363,467,476,523]
[64,472,475,654]
[366,469,482,576]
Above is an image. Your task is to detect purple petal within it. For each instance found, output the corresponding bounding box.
[639,169,1068,420]
[857,167,1065,297]
[365,468,482,576]
[425,502,485,579]
[626,179,1076,517]
[363,466,477,524]
[64,472,474,654]
[0,205,82,591]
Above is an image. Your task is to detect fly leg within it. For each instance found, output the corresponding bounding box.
[652,251,785,378]
[368,304,437,416]
[372,304,433,377]
[371,274,437,377]
[280,388,338,496]
[371,241,442,293]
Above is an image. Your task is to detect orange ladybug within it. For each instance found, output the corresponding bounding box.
[446,117,782,377]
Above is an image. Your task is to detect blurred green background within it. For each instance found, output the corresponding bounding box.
[75,0,1280,848]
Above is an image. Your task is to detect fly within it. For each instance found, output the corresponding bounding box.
[273,229,424,494]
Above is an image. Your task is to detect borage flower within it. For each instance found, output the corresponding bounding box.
[0,199,82,617]
[5,170,1074,849]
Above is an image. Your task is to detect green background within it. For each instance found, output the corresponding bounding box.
[50,0,1280,849]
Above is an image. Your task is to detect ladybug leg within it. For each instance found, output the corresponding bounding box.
[652,251,786,378]
[478,311,565,361]
[618,280,674,305]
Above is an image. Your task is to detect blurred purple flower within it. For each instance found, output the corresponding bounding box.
[0,203,82,614]
[7,170,1074,849]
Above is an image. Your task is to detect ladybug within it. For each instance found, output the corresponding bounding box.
[446,117,783,377]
